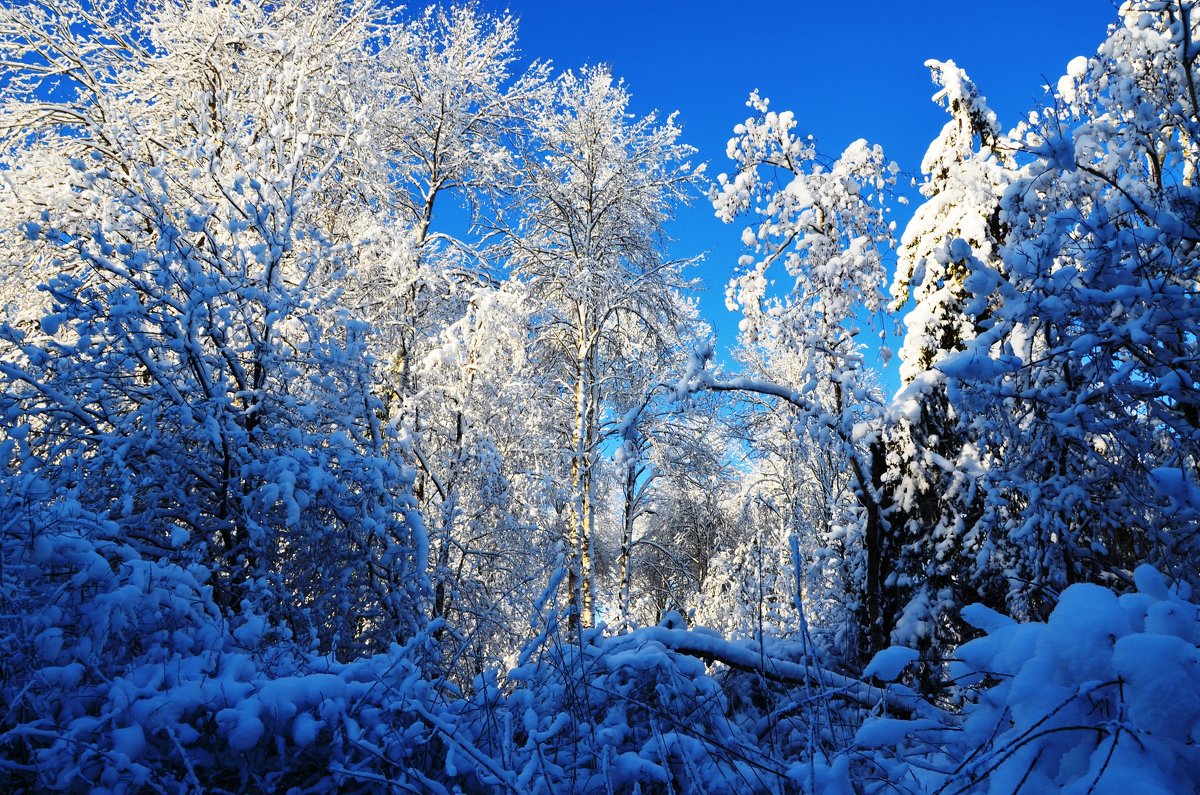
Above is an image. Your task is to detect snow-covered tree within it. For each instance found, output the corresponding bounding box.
[892,60,1014,384]
[6,1,1200,791]
[947,0,1200,618]
[696,92,897,659]
[411,283,566,675]
[506,66,703,627]
[0,0,426,658]
[616,402,738,627]
[347,3,549,418]
[705,398,859,648]
[333,5,555,675]
[882,60,1015,665]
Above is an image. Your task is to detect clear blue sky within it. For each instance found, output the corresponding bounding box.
[474,0,1120,392]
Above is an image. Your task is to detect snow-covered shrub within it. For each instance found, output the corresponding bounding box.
[454,612,932,795]
[457,618,802,793]
[0,0,430,663]
[950,566,1200,792]
[856,566,1200,793]
[0,475,449,793]
[504,628,757,791]
[15,496,1197,795]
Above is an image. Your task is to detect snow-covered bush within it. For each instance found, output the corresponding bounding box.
[466,612,939,794]
[8,503,1197,795]
[950,566,1200,792]
[0,0,428,661]
[0,476,447,792]
[493,621,780,793]
[856,566,1200,793]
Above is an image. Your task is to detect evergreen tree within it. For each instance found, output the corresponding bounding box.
[882,59,1014,668]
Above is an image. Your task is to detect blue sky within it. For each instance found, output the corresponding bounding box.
[475,1,1120,391]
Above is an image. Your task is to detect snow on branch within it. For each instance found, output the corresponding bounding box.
[628,625,945,720]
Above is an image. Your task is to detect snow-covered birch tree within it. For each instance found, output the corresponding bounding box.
[506,66,703,628]
[336,5,555,672]
[696,92,897,659]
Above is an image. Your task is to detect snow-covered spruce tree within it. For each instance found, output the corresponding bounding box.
[891,60,1014,384]
[0,0,426,659]
[696,92,897,661]
[505,66,703,628]
[881,60,1015,671]
[948,0,1200,619]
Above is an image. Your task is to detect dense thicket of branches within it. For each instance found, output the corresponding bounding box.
[1,1,1197,792]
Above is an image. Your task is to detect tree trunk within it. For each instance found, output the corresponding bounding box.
[619,461,636,628]
[567,326,592,629]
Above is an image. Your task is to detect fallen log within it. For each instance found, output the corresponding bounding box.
[623,626,945,720]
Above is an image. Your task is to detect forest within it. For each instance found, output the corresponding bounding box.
[0,0,1198,791]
